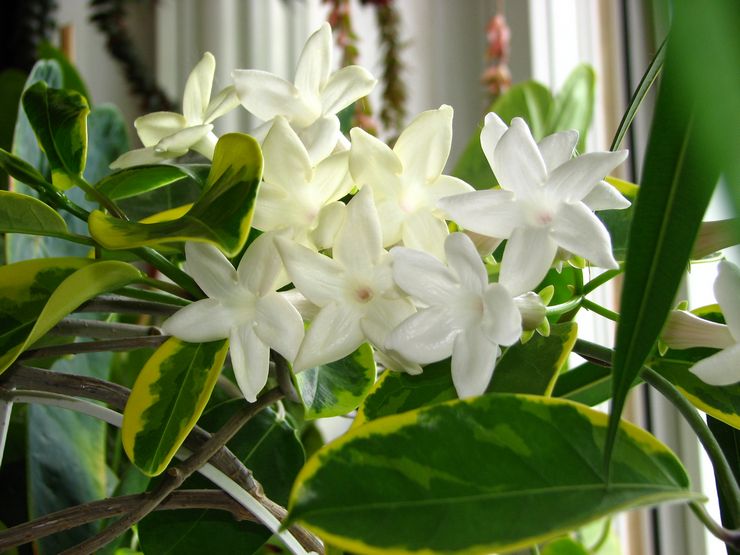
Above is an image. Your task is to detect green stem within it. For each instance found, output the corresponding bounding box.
[72,175,127,220]
[546,296,583,317]
[588,518,611,553]
[135,277,190,300]
[581,299,620,322]
[583,268,623,295]
[640,367,740,522]
[119,285,189,306]
[689,501,740,549]
[38,188,90,222]
[134,248,202,299]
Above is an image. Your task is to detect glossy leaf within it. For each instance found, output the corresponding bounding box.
[294,343,377,420]
[22,81,89,190]
[289,394,698,555]
[553,362,613,406]
[85,104,129,184]
[0,190,68,237]
[96,164,209,201]
[607,21,722,463]
[0,147,52,192]
[37,42,91,104]
[596,177,638,261]
[549,64,595,153]
[89,133,262,256]
[0,258,141,373]
[122,338,229,476]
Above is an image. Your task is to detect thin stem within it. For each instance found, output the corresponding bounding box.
[72,174,127,220]
[587,518,611,553]
[61,389,285,555]
[583,268,623,295]
[117,285,189,306]
[78,294,180,316]
[581,299,620,322]
[135,277,190,300]
[135,248,202,299]
[546,296,583,317]
[640,367,740,522]
[0,490,257,551]
[20,336,169,360]
[689,501,740,549]
[51,318,163,339]
[37,187,90,222]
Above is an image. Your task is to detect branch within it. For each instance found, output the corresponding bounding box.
[20,336,169,360]
[50,318,163,339]
[689,501,740,549]
[0,490,257,551]
[61,389,284,555]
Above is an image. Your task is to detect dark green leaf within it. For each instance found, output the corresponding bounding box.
[37,42,91,104]
[0,147,53,191]
[97,164,210,201]
[553,362,613,406]
[85,104,129,185]
[596,177,638,261]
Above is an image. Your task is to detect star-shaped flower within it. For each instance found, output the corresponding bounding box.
[275,187,415,372]
[386,232,522,398]
[162,235,304,402]
[349,105,474,259]
[233,22,376,163]
[253,117,352,250]
[439,114,629,295]
[662,260,740,385]
[111,52,239,169]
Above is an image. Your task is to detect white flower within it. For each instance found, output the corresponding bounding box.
[162,235,304,402]
[349,105,474,260]
[663,260,740,385]
[253,117,352,250]
[111,52,239,169]
[275,187,415,372]
[439,114,629,295]
[386,232,522,398]
[233,22,376,163]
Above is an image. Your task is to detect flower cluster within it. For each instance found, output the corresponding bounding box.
[120,24,633,402]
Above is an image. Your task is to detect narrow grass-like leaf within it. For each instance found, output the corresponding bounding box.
[0,258,142,373]
[0,190,68,237]
[96,164,210,200]
[122,338,229,476]
[89,133,262,256]
[294,343,377,420]
[289,394,699,555]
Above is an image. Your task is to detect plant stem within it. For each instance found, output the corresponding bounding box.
[20,336,169,360]
[135,277,191,300]
[581,298,620,322]
[72,174,127,220]
[0,490,258,551]
[79,294,180,316]
[51,318,163,339]
[640,367,740,522]
[583,268,623,295]
[689,501,740,549]
[588,517,612,553]
[546,296,583,317]
[134,247,202,299]
[60,388,285,555]
[118,285,189,306]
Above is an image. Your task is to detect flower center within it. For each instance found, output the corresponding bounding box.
[354,286,374,303]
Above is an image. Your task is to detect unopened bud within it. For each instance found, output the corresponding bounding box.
[514,292,547,331]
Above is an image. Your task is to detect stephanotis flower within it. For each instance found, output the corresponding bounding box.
[275,187,416,373]
[162,235,304,402]
[386,232,522,398]
[439,114,629,295]
[233,22,376,163]
[662,260,740,386]
[253,117,352,250]
[349,105,474,260]
[111,52,239,169]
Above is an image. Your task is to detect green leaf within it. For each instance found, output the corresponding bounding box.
[89,133,262,256]
[0,190,68,237]
[0,258,142,374]
[97,164,210,201]
[289,394,699,555]
[294,343,377,420]
[553,362,613,406]
[596,177,638,261]
[37,42,92,104]
[549,64,596,153]
[22,81,89,190]
[487,322,578,396]
[122,338,229,476]
[607,22,722,463]
[0,147,54,192]
[85,104,130,185]
[541,538,589,555]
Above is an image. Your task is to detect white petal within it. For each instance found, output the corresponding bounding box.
[438,189,522,239]
[550,202,618,269]
[547,150,629,203]
[184,242,238,299]
[362,296,416,348]
[203,85,240,124]
[401,210,449,261]
[294,302,364,372]
[537,130,578,173]
[493,117,547,198]
[236,232,283,296]
[230,324,270,403]
[280,289,320,321]
[376,198,406,247]
[135,112,187,147]
[393,105,453,183]
[482,284,522,345]
[499,227,558,296]
[312,151,352,204]
[294,22,332,95]
[349,127,402,194]
[275,237,344,306]
[183,52,215,123]
[155,124,213,155]
[255,292,305,362]
[191,132,218,160]
[715,260,740,341]
[297,116,342,164]
[582,180,631,210]
[109,147,171,169]
[444,233,487,294]
[426,174,475,206]
[690,343,740,386]
[385,306,460,364]
[451,328,499,398]
[162,299,232,342]
[480,112,509,170]
[252,184,293,232]
[662,310,735,350]
[320,65,377,116]
[391,246,458,305]
[262,117,312,187]
[312,201,346,250]
[232,69,304,122]
[334,187,383,271]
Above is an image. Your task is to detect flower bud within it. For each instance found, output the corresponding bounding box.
[514,292,547,331]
